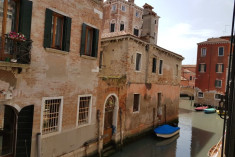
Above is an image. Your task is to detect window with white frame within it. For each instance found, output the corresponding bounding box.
[120,21,124,31]
[216,63,224,73]
[121,5,126,11]
[135,53,141,71]
[133,94,140,112]
[215,80,222,88]
[133,28,139,36]
[112,4,116,11]
[215,94,221,100]
[136,11,139,17]
[42,97,63,135]
[198,92,203,98]
[201,48,206,57]
[110,23,115,32]
[77,95,92,126]
[218,47,224,56]
[159,60,163,74]
[199,63,206,72]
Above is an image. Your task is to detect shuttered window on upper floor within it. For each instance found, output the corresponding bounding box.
[43,8,71,52]
[80,23,99,57]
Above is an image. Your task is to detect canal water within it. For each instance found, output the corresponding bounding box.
[111,99,224,157]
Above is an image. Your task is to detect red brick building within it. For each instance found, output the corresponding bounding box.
[181,65,196,88]
[195,37,231,106]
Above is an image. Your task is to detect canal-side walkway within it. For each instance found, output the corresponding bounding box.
[110,99,224,157]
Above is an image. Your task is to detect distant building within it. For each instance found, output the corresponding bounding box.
[195,36,231,106]
[181,65,196,88]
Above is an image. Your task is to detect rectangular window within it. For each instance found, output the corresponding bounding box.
[152,58,157,73]
[99,51,103,69]
[112,4,116,11]
[215,94,221,100]
[42,97,63,135]
[201,48,206,57]
[175,64,178,77]
[110,23,115,32]
[198,92,203,98]
[199,63,206,72]
[80,23,99,57]
[77,95,92,126]
[218,47,224,56]
[136,11,139,17]
[190,76,192,80]
[216,64,224,73]
[159,60,163,74]
[44,9,71,52]
[133,94,140,112]
[135,53,141,71]
[133,28,139,36]
[120,23,124,31]
[215,80,222,88]
[121,5,126,11]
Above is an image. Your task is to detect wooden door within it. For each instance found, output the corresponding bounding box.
[103,96,115,145]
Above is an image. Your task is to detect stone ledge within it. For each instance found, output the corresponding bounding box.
[46,48,69,55]
[0,61,30,70]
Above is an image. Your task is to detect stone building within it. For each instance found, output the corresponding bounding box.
[0,0,103,157]
[195,36,231,106]
[98,0,183,149]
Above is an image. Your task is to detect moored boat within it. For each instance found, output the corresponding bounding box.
[204,108,216,114]
[154,124,180,138]
[208,138,222,157]
[195,106,208,111]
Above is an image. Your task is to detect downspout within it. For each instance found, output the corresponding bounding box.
[97,110,101,157]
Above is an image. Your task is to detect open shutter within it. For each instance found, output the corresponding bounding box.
[222,64,224,72]
[216,64,218,72]
[80,23,87,55]
[62,16,72,52]
[198,64,201,72]
[43,9,53,48]
[18,0,32,39]
[204,64,207,72]
[92,28,99,57]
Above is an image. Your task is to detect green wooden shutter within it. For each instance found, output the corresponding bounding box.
[216,64,218,72]
[43,9,53,48]
[204,64,206,72]
[18,0,32,39]
[62,16,72,52]
[92,28,99,57]
[222,64,224,72]
[80,23,87,55]
[198,64,201,72]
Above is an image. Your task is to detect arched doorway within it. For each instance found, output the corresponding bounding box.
[0,105,16,157]
[103,94,119,146]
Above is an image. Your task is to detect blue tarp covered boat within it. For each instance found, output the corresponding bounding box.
[204,108,216,114]
[154,124,180,138]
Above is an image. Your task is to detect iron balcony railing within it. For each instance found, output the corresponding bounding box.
[3,36,33,64]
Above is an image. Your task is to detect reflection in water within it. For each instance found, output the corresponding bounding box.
[111,100,224,157]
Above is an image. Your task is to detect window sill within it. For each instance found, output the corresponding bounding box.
[81,55,97,60]
[45,48,68,55]
[41,131,61,138]
[133,111,140,114]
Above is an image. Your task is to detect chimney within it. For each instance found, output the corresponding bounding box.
[141,3,159,45]
[128,0,134,3]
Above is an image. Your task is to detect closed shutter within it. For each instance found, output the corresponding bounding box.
[62,16,72,52]
[43,9,53,48]
[92,28,99,57]
[18,0,33,39]
[80,23,87,55]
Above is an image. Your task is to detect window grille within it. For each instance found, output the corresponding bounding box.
[78,96,91,125]
[42,98,61,134]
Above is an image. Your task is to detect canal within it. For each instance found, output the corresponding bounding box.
[110,99,224,157]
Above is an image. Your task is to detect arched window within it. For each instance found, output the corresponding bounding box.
[110,20,115,32]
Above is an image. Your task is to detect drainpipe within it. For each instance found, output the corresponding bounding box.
[97,110,101,157]
[37,133,41,157]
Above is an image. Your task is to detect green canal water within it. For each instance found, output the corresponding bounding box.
[111,99,224,157]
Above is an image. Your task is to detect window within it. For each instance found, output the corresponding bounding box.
[215,94,221,100]
[175,64,178,77]
[110,23,115,32]
[80,23,99,57]
[135,53,141,71]
[190,76,192,80]
[136,11,139,17]
[218,47,224,56]
[0,0,32,61]
[43,9,71,52]
[133,94,140,112]
[112,4,116,11]
[216,64,224,73]
[152,58,157,73]
[199,63,206,72]
[198,92,203,98]
[215,80,222,88]
[159,60,163,74]
[155,20,157,24]
[134,28,139,36]
[42,97,63,135]
[99,51,103,69]
[120,22,124,31]
[201,48,206,57]
[121,5,126,11]
[77,95,92,126]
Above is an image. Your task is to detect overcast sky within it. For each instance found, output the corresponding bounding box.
[134,0,233,64]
